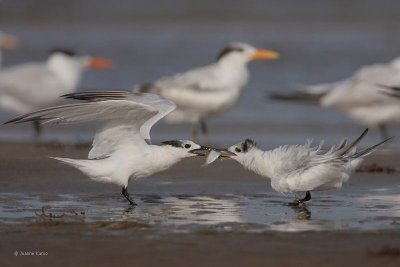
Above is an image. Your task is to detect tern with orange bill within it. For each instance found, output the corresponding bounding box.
[0,48,114,138]
[134,42,279,144]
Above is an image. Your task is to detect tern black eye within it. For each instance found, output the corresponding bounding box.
[235,147,242,153]
[184,144,191,149]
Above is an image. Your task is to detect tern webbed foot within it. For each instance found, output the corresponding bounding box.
[288,191,311,207]
[122,186,137,206]
[301,191,312,202]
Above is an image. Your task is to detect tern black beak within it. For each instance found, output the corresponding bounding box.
[189,146,213,156]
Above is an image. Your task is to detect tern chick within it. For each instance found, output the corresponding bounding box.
[206,129,393,205]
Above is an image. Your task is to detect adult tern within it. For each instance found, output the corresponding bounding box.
[205,129,392,205]
[0,48,114,138]
[0,32,19,67]
[5,92,208,205]
[270,58,400,140]
[135,42,279,144]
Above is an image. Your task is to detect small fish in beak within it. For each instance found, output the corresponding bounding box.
[203,148,236,166]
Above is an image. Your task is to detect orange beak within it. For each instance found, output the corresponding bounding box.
[0,34,19,50]
[87,57,114,69]
[251,49,279,60]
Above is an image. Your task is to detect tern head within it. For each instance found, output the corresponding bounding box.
[216,139,258,160]
[161,140,208,157]
[216,42,279,64]
[48,48,114,71]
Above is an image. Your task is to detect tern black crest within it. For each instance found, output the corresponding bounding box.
[137,82,156,93]
[161,140,183,148]
[49,48,77,57]
[242,139,257,152]
[216,45,245,61]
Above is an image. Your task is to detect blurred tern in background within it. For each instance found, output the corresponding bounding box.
[269,58,400,140]
[205,129,392,205]
[5,92,208,205]
[0,32,19,67]
[0,48,114,138]
[135,42,279,144]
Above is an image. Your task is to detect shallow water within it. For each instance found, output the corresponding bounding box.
[1,1,400,238]
[1,185,399,233]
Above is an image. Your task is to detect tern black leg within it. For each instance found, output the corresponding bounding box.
[379,124,390,141]
[200,120,211,146]
[33,121,42,139]
[289,191,311,206]
[300,191,311,202]
[122,186,137,206]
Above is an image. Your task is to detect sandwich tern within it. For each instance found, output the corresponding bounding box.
[135,42,279,144]
[205,129,392,205]
[0,48,114,138]
[5,91,208,205]
[270,58,400,140]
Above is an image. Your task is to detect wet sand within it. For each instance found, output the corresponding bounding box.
[1,141,400,266]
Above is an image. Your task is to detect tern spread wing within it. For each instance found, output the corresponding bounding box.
[5,91,176,159]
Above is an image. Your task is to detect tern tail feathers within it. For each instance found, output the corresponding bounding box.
[336,128,369,157]
[51,157,86,168]
[50,156,121,185]
[346,136,394,160]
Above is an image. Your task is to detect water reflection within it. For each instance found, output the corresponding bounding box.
[0,192,399,232]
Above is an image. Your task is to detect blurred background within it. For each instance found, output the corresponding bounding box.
[1,0,400,146]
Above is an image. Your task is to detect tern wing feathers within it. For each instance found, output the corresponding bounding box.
[6,91,176,159]
[136,65,222,93]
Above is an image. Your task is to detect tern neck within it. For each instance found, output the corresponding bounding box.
[150,145,189,169]
[216,56,249,90]
[237,148,273,179]
[217,54,249,70]
[46,56,84,90]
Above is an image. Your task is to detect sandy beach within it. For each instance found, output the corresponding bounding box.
[1,141,400,266]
